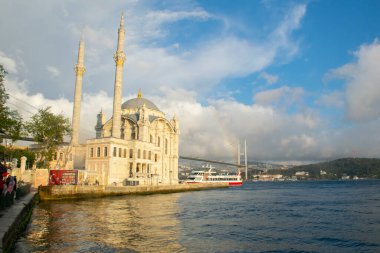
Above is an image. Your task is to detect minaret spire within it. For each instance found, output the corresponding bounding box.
[137,88,142,98]
[71,37,86,146]
[120,11,125,28]
[111,12,126,138]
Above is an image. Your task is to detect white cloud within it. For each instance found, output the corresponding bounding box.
[46,65,61,77]
[254,86,304,107]
[270,4,306,59]
[148,87,325,161]
[328,40,380,122]
[260,72,279,85]
[146,9,211,23]
[11,2,375,162]
[5,75,380,162]
[71,25,114,50]
[281,134,316,149]
[316,91,344,108]
[0,1,307,101]
[129,9,212,41]
[0,51,17,74]
[123,3,306,95]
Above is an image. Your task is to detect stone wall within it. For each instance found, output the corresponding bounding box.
[0,193,37,253]
[38,183,229,201]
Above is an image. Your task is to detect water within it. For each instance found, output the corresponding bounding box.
[15,180,380,252]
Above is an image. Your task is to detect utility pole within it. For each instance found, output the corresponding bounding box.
[245,139,248,181]
[237,141,240,165]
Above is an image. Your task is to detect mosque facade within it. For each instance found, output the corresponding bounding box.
[67,14,180,186]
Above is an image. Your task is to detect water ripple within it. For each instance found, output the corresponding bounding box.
[14,180,380,253]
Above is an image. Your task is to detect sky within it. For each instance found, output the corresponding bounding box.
[1,0,380,163]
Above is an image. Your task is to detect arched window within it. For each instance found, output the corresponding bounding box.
[129,149,133,158]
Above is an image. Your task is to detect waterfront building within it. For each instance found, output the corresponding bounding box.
[50,13,180,186]
[252,174,283,181]
[295,171,309,176]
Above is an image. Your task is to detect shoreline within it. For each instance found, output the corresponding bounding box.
[0,183,229,252]
[38,183,230,201]
[0,192,38,253]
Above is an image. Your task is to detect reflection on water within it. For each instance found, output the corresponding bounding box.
[15,194,185,252]
[15,181,380,252]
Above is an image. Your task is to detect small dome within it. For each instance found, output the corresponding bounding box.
[121,97,160,111]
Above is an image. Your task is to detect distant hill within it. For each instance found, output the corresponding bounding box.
[269,158,380,179]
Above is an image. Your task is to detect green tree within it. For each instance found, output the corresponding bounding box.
[0,65,23,141]
[26,107,71,168]
[0,145,35,168]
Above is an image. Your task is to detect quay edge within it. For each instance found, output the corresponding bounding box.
[0,192,38,253]
[38,183,230,201]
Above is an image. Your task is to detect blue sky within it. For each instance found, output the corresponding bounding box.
[1,0,380,162]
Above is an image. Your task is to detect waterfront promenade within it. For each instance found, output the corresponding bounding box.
[0,192,37,253]
[39,182,229,201]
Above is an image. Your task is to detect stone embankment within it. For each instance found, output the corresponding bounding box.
[0,192,37,253]
[39,183,229,201]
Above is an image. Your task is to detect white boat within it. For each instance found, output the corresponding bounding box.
[184,167,243,186]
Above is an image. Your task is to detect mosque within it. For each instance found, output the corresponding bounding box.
[63,14,180,186]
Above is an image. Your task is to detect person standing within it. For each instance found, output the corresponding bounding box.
[13,176,17,199]
[0,176,4,197]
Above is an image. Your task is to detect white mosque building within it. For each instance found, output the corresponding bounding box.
[66,14,180,186]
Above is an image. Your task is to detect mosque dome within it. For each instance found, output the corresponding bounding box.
[121,90,160,111]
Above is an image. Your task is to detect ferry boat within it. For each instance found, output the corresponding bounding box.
[184,168,243,186]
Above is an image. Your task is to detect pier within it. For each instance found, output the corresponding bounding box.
[38,183,230,201]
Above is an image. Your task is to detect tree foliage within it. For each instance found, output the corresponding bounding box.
[0,145,35,168]
[0,65,23,141]
[26,107,71,168]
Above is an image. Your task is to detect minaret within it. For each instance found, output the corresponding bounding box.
[71,36,86,146]
[111,12,126,138]
[95,109,105,138]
